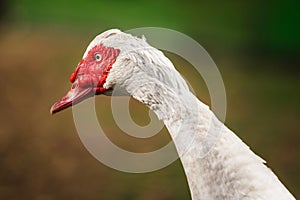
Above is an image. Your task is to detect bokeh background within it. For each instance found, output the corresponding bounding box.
[0,0,299,199]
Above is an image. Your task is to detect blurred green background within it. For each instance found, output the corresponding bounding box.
[0,0,299,199]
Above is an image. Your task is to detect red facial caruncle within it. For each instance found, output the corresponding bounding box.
[50,43,120,114]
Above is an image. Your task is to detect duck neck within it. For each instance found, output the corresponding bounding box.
[114,51,295,199]
[128,77,223,198]
[128,77,295,200]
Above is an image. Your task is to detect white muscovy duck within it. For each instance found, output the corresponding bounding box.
[50,29,295,200]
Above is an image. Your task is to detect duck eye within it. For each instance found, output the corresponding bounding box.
[94,53,102,61]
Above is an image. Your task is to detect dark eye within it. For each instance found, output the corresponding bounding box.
[94,53,102,61]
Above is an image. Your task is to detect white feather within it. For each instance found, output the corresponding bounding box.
[83,29,295,200]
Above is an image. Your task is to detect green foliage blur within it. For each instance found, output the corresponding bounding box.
[9,0,300,55]
[0,0,299,199]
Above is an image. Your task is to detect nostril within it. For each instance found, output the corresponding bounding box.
[71,82,78,89]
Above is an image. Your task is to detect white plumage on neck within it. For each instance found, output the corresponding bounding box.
[87,29,295,200]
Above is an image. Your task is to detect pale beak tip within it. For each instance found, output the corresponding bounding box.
[50,104,57,115]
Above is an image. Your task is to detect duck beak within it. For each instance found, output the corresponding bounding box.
[50,83,93,114]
